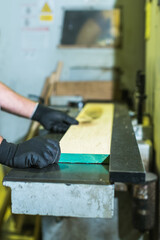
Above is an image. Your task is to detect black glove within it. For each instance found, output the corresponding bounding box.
[32,104,79,133]
[0,136,60,168]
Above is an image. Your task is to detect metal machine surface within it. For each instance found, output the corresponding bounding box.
[3,104,145,218]
[3,164,114,218]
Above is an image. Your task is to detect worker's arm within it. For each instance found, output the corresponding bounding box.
[0,136,3,144]
[0,82,78,168]
[0,82,78,132]
[0,136,60,168]
[0,82,37,118]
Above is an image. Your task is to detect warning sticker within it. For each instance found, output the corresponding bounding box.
[40,15,53,21]
[41,3,52,13]
[40,2,53,22]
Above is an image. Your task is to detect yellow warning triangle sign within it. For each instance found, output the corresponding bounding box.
[41,3,52,13]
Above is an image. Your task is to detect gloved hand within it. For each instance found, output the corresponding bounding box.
[32,103,79,133]
[0,136,60,168]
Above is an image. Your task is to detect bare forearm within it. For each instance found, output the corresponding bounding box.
[0,136,3,144]
[0,82,37,118]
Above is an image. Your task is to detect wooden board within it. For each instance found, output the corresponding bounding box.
[59,103,114,164]
[54,81,118,100]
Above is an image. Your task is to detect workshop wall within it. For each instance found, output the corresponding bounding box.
[145,0,160,174]
[0,0,145,142]
[53,0,145,91]
[115,0,145,91]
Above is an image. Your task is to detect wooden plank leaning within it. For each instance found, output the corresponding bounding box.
[25,62,63,140]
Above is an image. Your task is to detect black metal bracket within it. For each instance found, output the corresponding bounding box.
[109,104,145,184]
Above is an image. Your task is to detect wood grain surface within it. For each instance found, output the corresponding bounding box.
[59,103,114,163]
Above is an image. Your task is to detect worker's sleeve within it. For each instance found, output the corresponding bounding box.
[31,103,78,133]
[0,136,61,168]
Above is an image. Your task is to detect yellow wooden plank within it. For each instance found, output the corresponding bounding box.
[60,103,114,163]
